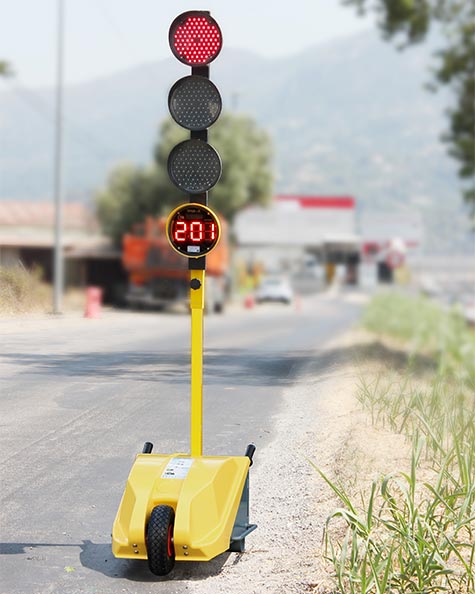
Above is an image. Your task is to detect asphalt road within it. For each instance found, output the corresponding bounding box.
[0,293,361,594]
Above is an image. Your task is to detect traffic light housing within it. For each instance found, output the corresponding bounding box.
[166,203,221,258]
[166,10,223,265]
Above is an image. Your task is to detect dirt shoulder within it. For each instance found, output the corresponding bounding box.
[187,329,407,594]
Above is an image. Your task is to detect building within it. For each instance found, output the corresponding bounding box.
[234,195,360,282]
[0,201,124,302]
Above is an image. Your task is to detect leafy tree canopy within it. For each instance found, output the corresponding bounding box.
[344,0,474,214]
[95,163,165,246]
[95,112,274,245]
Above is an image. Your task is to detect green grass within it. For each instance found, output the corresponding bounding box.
[362,292,475,388]
[316,293,475,593]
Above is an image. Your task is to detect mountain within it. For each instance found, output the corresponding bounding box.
[0,30,470,249]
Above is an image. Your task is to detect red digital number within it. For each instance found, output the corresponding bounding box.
[189,221,203,242]
[172,218,216,246]
[174,220,186,242]
[204,222,216,241]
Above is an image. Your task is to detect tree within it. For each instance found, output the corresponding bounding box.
[95,163,165,246]
[344,0,475,214]
[95,113,274,244]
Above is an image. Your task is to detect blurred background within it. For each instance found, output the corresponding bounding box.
[0,0,473,317]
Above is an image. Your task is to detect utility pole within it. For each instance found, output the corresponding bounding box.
[53,0,64,314]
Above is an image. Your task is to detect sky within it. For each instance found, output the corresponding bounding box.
[1,0,374,88]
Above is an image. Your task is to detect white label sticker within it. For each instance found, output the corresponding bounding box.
[187,245,200,253]
[161,458,194,480]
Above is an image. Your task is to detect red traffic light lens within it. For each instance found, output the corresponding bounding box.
[169,11,222,66]
[166,203,221,258]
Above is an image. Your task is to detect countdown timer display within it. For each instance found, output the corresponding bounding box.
[166,203,221,258]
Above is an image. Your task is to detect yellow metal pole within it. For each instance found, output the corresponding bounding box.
[190,269,205,457]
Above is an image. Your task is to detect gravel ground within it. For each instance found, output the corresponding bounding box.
[187,332,362,594]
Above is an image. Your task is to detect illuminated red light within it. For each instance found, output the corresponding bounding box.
[173,220,217,243]
[190,221,203,242]
[205,222,216,241]
[169,12,222,66]
[167,203,221,258]
[174,221,186,242]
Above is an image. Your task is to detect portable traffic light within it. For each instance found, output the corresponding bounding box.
[112,12,256,578]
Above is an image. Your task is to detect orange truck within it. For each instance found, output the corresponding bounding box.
[122,216,229,312]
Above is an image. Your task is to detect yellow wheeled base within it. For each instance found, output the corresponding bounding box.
[112,452,252,562]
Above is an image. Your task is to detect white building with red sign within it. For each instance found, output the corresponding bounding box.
[234,195,360,278]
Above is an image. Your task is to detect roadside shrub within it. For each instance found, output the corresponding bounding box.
[316,292,475,593]
[0,265,49,314]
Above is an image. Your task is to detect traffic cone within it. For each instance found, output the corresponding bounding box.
[244,294,255,309]
[84,286,103,319]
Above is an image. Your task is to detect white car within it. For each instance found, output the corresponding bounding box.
[255,277,293,305]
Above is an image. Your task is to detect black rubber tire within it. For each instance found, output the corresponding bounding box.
[146,505,175,576]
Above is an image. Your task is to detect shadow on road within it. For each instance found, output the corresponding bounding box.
[1,348,328,386]
[1,340,433,387]
[0,540,231,582]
